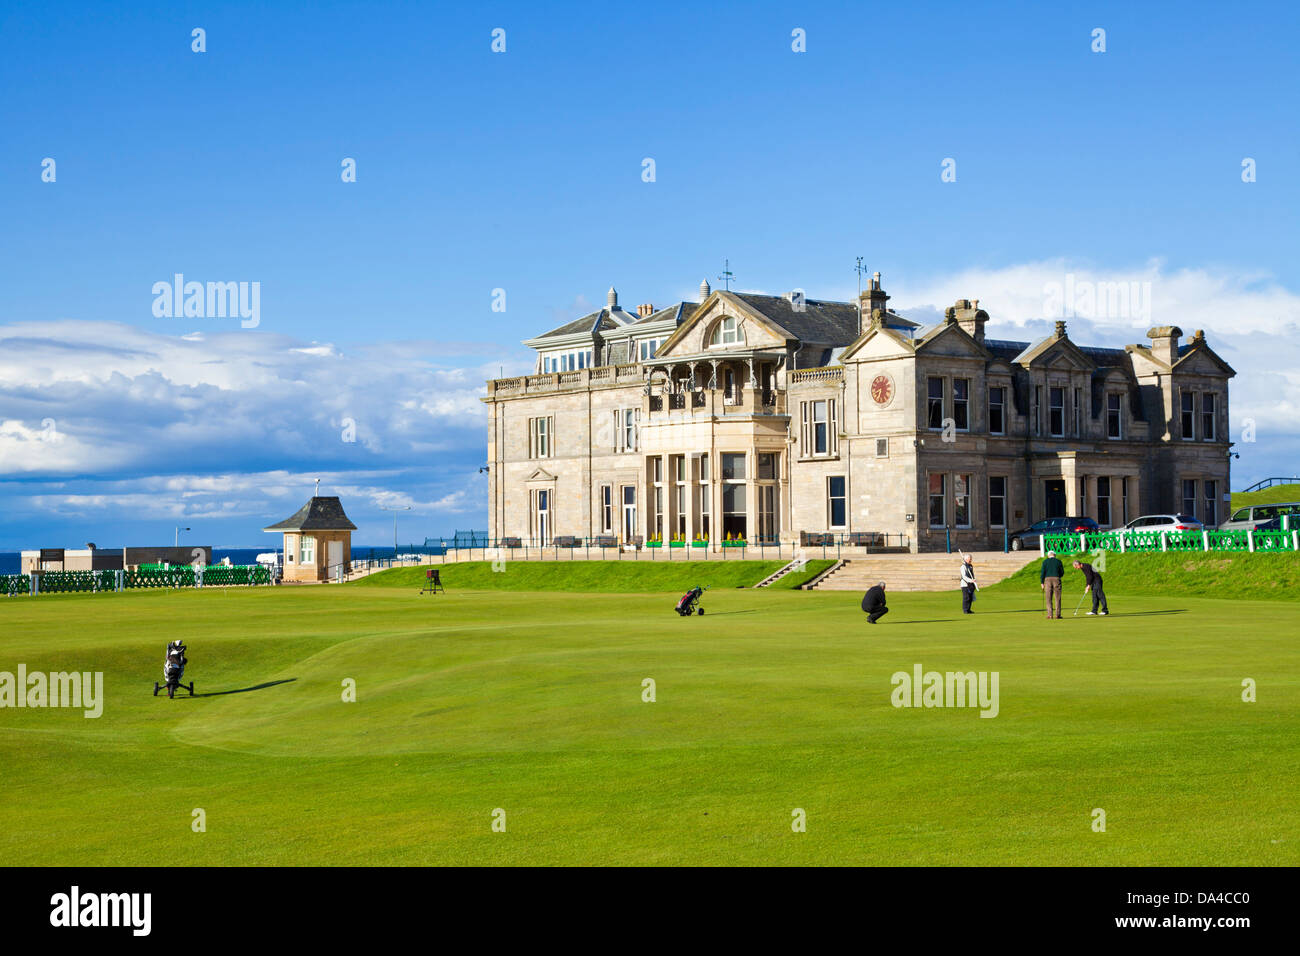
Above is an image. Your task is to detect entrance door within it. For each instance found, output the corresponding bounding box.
[622,486,637,541]
[536,489,550,545]
[328,540,342,575]
[1045,479,1067,518]
[758,485,778,542]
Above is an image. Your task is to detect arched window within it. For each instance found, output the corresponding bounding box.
[709,316,744,347]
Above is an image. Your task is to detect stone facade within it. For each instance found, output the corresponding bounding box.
[483,277,1235,552]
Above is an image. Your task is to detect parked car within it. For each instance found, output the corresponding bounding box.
[1249,514,1300,532]
[1008,516,1100,551]
[1218,502,1300,532]
[1122,514,1204,533]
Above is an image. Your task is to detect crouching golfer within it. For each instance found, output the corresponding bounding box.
[861,581,889,623]
[1072,559,1108,615]
[1041,550,1064,619]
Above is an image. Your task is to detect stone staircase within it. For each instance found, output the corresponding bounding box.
[808,551,1036,592]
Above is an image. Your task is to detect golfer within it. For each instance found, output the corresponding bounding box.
[1040,550,1064,619]
[861,580,889,624]
[960,554,977,614]
[1072,559,1108,616]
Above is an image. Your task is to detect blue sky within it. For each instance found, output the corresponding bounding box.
[1,0,1298,547]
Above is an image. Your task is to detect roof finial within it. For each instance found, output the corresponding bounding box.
[607,286,618,310]
[1055,320,1067,339]
[314,477,321,498]
[698,278,711,302]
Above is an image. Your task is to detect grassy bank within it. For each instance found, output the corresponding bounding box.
[990,549,1300,600]
[354,559,835,592]
[1232,482,1300,509]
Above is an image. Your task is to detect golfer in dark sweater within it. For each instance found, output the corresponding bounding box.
[861,581,889,623]
[1040,551,1064,619]
[1072,560,1108,615]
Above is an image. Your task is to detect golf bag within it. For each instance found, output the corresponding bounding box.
[675,586,706,616]
[154,640,194,698]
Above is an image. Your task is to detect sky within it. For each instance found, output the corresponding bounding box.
[1,0,1298,548]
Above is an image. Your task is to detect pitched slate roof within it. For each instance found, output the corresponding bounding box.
[984,338,1032,362]
[534,310,622,339]
[1078,344,1130,365]
[733,294,865,345]
[263,496,358,532]
[634,302,698,326]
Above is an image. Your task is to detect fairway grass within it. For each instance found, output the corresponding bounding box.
[1,583,1296,866]
[354,559,836,591]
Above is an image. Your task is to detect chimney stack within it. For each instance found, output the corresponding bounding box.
[1146,326,1182,365]
[637,303,655,318]
[607,287,618,310]
[954,298,988,343]
[859,271,890,332]
[698,278,711,302]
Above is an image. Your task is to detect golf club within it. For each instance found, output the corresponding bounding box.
[1073,591,1087,616]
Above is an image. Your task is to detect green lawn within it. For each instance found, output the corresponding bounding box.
[993,550,1300,600]
[1,576,1296,866]
[1231,481,1300,509]
[355,559,835,592]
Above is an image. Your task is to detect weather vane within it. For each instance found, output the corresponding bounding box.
[718,259,736,291]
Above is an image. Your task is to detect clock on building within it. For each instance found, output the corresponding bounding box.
[870,373,894,406]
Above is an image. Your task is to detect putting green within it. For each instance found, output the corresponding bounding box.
[1,581,1295,865]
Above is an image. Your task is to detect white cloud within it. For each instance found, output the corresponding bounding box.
[0,320,525,478]
[884,260,1300,451]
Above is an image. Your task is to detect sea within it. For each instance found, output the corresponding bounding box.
[0,546,423,575]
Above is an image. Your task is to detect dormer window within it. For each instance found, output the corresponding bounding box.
[709,316,744,347]
[1202,393,1217,441]
[1107,393,1122,439]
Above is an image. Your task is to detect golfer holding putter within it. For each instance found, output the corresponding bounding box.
[1072,559,1108,616]
[1040,550,1065,619]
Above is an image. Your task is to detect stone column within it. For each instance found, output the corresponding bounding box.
[666,454,678,542]
[686,454,697,544]
[744,448,757,545]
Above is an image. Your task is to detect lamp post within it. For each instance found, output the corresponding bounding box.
[378,505,412,559]
[175,526,190,547]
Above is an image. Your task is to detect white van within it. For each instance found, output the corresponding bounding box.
[1218,502,1300,532]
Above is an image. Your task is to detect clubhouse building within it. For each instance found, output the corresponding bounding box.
[482,275,1235,552]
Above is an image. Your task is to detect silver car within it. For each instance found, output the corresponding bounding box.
[1122,514,1204,533]
[1218,502,1300,532]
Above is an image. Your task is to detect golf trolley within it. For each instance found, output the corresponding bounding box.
[674,586,707,617]
[154,640,194,699]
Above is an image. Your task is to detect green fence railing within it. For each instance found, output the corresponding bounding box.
[1044,529,1300,554]
[1,574,32,596]
[4,565,271,597]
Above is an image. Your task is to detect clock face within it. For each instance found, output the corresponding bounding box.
[870,374,894,406]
